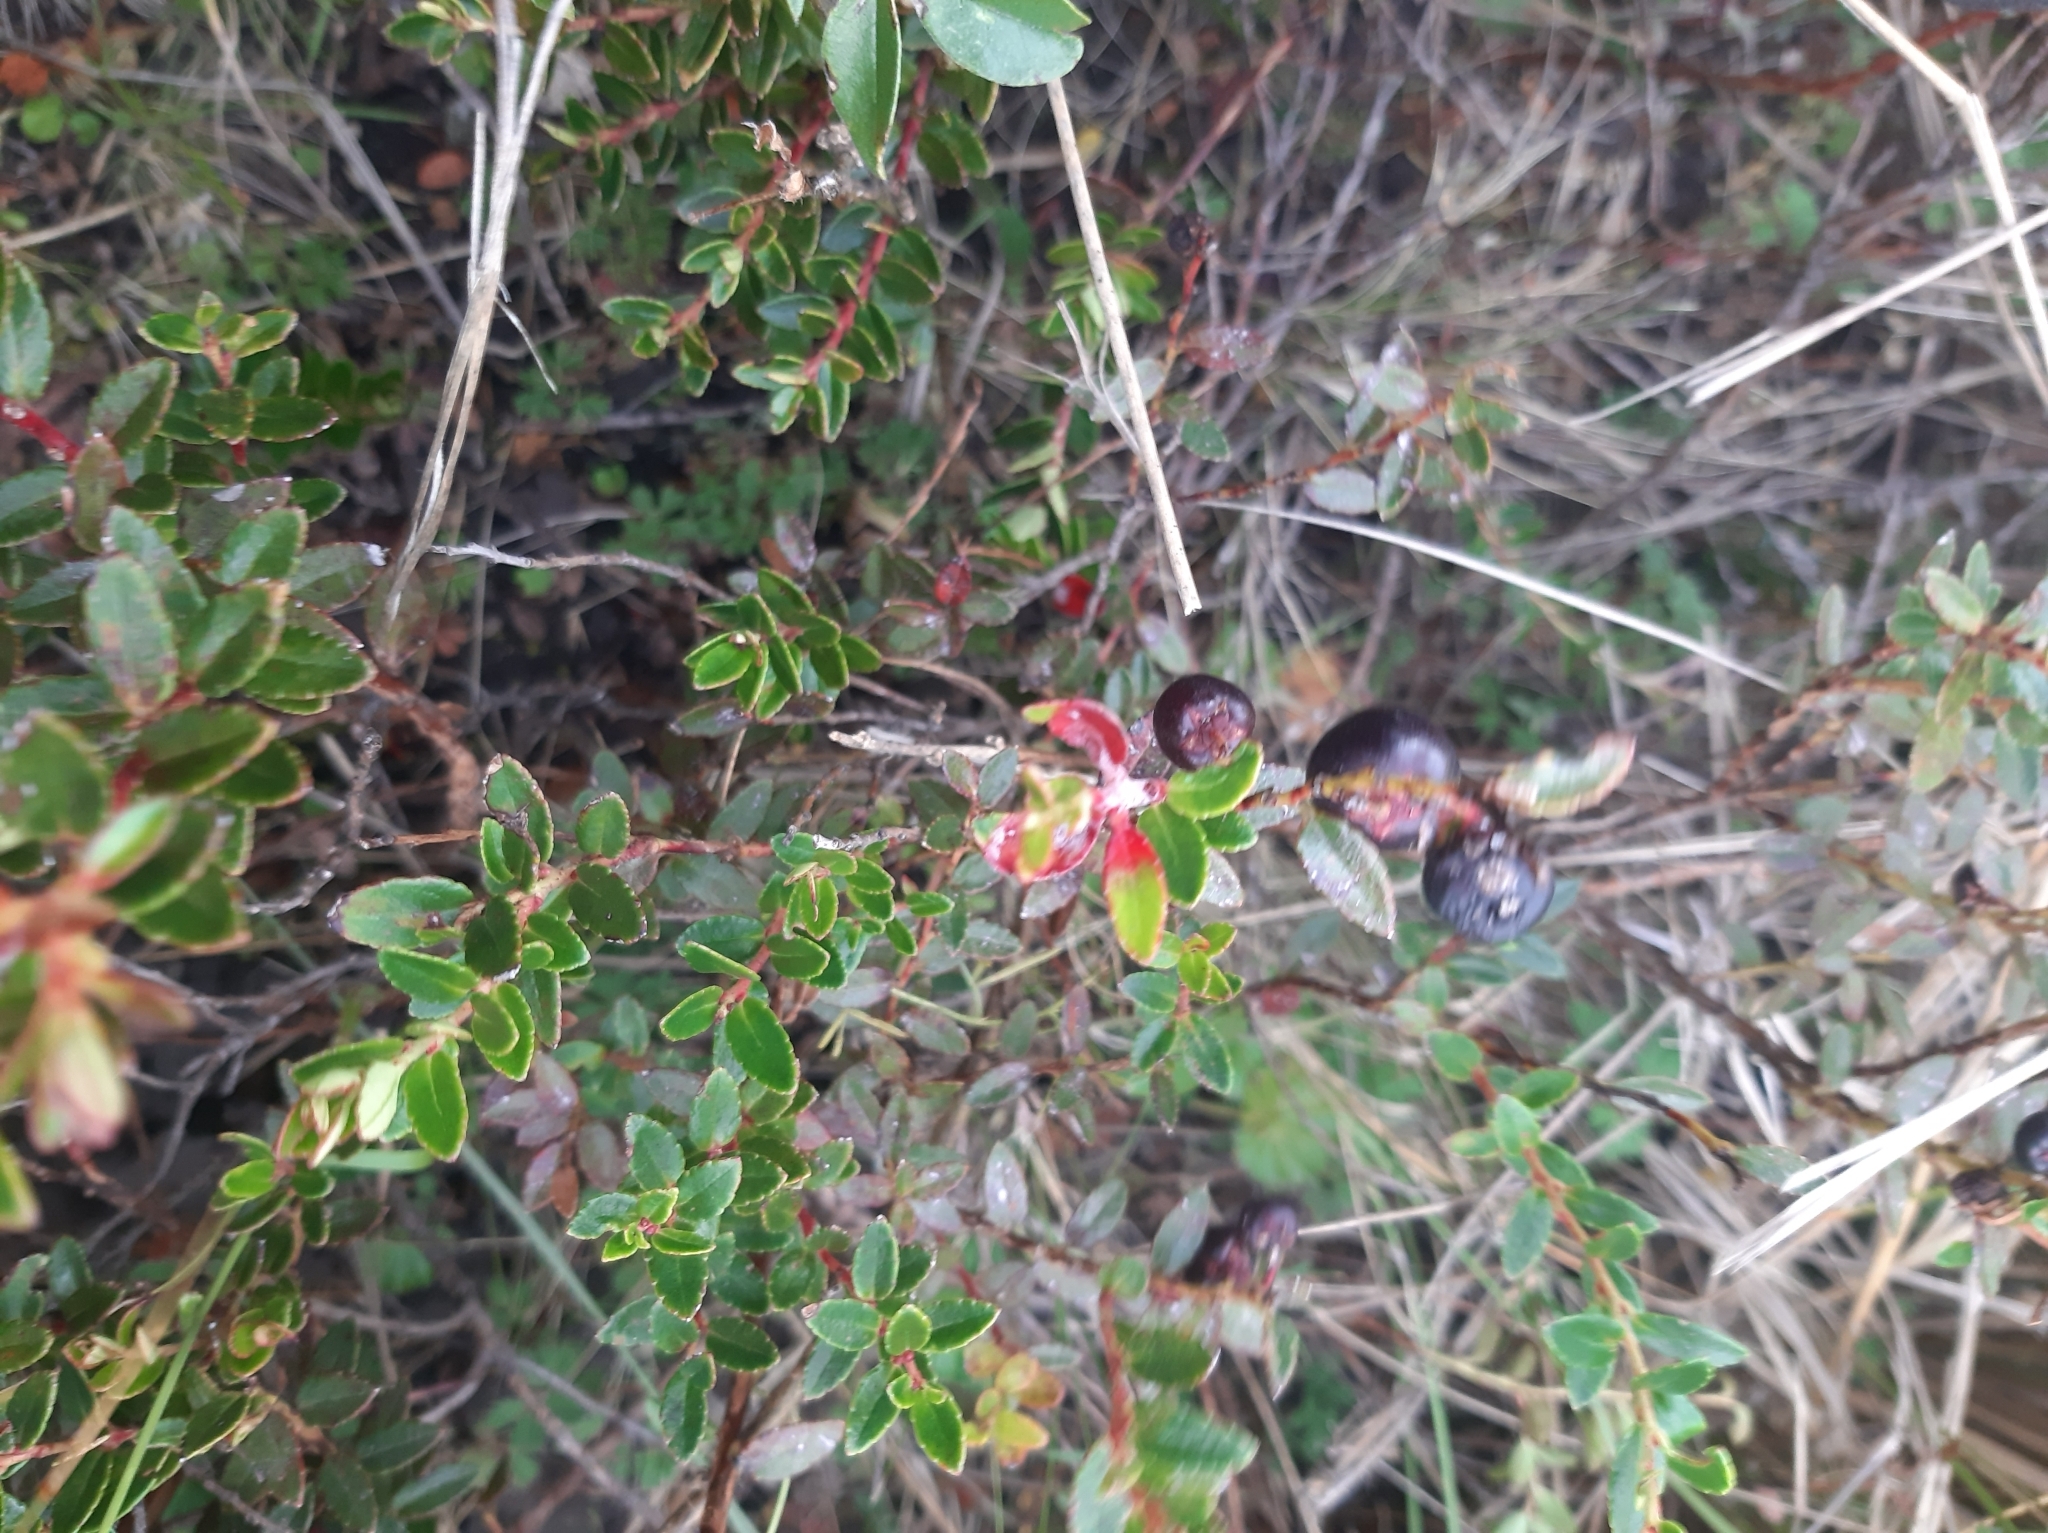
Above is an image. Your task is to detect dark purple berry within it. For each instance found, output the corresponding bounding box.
[1153,674,1256,771]
[1189,1199,1300,1287]
[1236,1199,1300,1262]
[2014,1109,2048,1175]
[1307,707,1459,852]
[1422,823,1554,944]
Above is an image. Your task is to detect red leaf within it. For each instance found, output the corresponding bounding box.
[1025,697,1131,774]
[1103,815,1167,962]
[979,769,1102,883]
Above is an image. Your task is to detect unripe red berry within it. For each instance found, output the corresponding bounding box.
[934,557,972,606]
[1152,674,1255,771]
[1421,824,1554,944]
[1307,707,1459,852]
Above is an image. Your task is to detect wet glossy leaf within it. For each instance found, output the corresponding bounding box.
[1296,815,1394,937]
[740,1419,846,1482]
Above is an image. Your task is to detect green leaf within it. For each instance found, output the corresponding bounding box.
[0,465,64,545]
[1815,584,1848,666]
[809,1298,881,1351]
[567,863,645,943]
[390,1462,483,1518]
[0,713,105,840]
[196,385,255,443]
[1104,815,1167,961]
[0,260,51,401]
[1297,814,1394,936]
[691,1068,742,1149]
[845,1368,900,1452]
[1486,732,1636,819]
[216,738,309,807]
[650,1252,710,1319]
[1609,1426,1649,1533]
[1118,1323,1215,1387]
[1509,1067,1579,1110]
[883,1304,931,1354]
[135,705,274,794]
[661,987,723,1041]
[673,1156,742,1220]
[1137,804,1208,905]
[1501,1188,1554,1278]
[402,1051,467,1160]
[338,877,473,950]
[722,997,798,1093]
[1490,1092,1540,1154]
[221,309,296,358]
[469,986,534,1080]
[1544,1312,1626,1369]
[86,555,178,714]
[1130,1401,1257,1486]
[247,395,336,442]
[824,0,901,175]
[1631,1313,1747,1367]
[766,933,831,982]
[243,614,373,702]
[1924,569,1987,635]
[87,359,175,452]
[1565,1185,1660,1234]
[1910,709,1967,793]
[1636,1360,1715,1396]
[627,1113,684,1189]
[923,1294,998,1352]
[909,1388,965,1473]
[462,895,520,976]
[184,586,287,698]
[567,1192,639,1237]
[704,1315,779,1371]
[78,796,180,883]
[378,949,477,1006]
[921,0,1085,87]
[577,792,630,856]
[1665,1447,1737,1496]
[852,1219,899,1300]
[1165,742,1261,819]
[1427,1030,1481,1079]
[140,313,205,354]
[216,506,305,584]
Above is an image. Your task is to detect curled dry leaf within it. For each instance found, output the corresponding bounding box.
[1483,731,1636,819]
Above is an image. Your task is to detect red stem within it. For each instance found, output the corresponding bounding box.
[0,397,80,463]
[803,56,936,383]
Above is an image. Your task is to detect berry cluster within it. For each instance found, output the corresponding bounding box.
[1151,679,1555,944]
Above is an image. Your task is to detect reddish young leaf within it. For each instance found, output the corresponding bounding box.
[980,769,1101,883]
[1103,815,1167,962]
[1024,697,1131,774]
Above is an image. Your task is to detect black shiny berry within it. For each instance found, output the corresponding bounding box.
[1422,824,1554,944]
[2014,1109,2048,1175]
[1307,707,1460,852]
[1153,674,1256,771]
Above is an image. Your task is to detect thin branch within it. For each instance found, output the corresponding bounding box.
[430,540,724,599]
[1044,76,1202,616]
[378,0,576,663]
[1832,0,2048,400]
